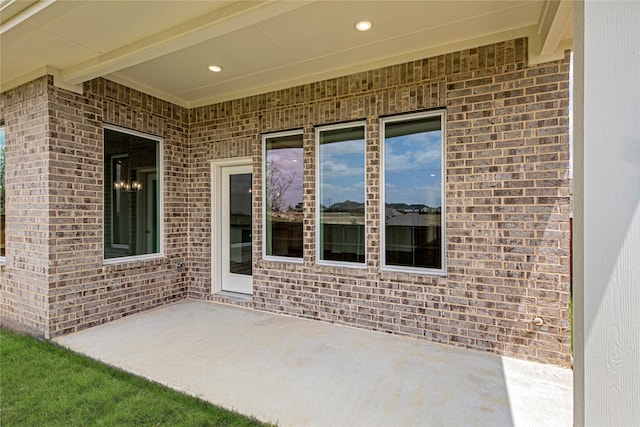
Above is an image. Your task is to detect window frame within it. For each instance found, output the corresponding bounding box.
[315,121,367,268]
[102,124,164,265]
[261,129,305,263]
[380,110,446,275]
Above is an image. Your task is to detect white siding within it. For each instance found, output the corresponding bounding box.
[573,1,640,425]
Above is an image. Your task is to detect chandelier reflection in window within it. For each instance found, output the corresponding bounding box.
[113,179,142,192]
[113,157,143,193]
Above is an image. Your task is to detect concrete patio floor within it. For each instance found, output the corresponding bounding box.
[54,300,572,427]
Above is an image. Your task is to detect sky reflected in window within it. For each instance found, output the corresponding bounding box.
[319,131,365,208]
[385,130,442,208]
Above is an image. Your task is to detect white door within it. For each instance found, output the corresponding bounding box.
[219,164,253,294]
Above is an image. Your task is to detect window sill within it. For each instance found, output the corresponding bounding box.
[380,265,447,277]
[262,256,304,264]
[316,260,367,269]
[103,253,165,270]
[103,253,164,265]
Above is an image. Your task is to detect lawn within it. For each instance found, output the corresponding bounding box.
[0,328,266,426]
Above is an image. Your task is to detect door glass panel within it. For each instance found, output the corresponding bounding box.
[229,173,252,275]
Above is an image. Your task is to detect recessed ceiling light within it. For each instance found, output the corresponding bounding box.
[208,65,222,72]
[355,20,372,32]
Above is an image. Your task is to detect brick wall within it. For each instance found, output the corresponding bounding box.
[1,77,191,337]
[189,38,572,366]
[0,77,51,335]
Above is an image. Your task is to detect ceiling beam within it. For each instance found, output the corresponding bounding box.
[0,0,54,33]
[528,0,573,65]
[61,0,315,86]
[537,0,573,55]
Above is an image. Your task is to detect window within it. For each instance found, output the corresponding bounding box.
[104,126,161,260]
[317,123,366,264]
[381,111,445,272]
[0,126,5,260]
[263,131,304,260]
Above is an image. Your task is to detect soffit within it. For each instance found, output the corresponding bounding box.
[0,0,573,108]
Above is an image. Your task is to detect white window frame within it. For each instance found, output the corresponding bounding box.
[380,110,446,275]
[262,129,305,263]
[102,124,164,265]
[315,121,367,268]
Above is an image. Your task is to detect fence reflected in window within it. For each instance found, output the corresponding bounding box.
[317,123,366,264]
[383,112,444,271]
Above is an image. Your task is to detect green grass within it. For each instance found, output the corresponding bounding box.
[570,296,574,352]
[0,328,266,426]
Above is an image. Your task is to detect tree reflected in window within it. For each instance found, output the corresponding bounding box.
[264,131,304,259]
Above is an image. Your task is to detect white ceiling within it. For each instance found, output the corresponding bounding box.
[0,0,573,108]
